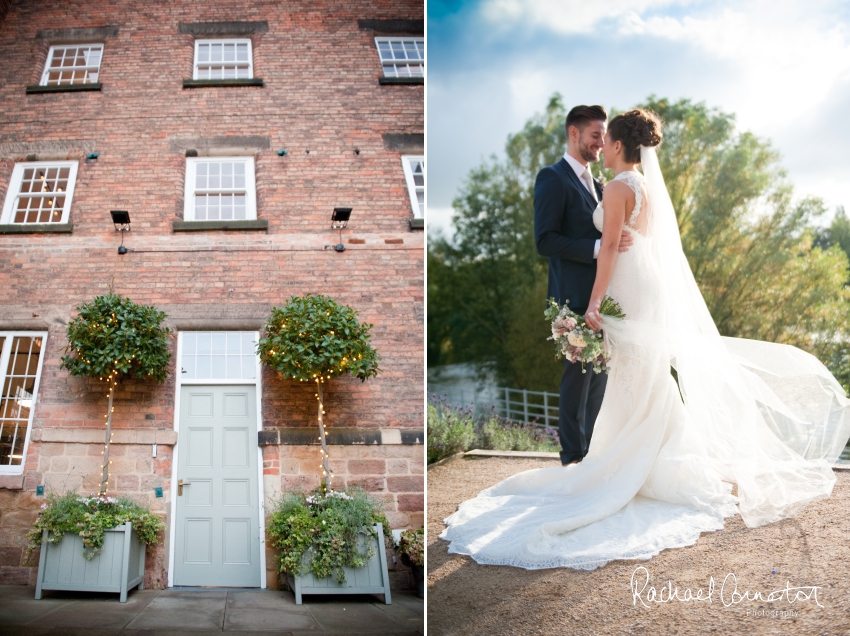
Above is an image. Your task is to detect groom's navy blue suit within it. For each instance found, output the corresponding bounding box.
[534,157,607,464]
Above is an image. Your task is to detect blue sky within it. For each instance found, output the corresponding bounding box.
[427,0,850,236]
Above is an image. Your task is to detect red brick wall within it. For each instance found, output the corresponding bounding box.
[0,0,423,589]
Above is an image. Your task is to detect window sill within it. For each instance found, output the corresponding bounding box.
[183,78,264,88]
[379,77,423,85]
[0,223,73,234]
[0,474,24,490]
[173,219,268,232]
[409,218,424,230]
[26,83,102,94]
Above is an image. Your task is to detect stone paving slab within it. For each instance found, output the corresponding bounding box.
[0,586,423,634]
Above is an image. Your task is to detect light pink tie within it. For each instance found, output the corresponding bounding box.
[582,169,598,202]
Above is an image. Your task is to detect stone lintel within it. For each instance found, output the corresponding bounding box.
[178,21,269,36]
[35,27,120,42]
[167,135,271,155]
[37,428,178,445]
[382,133,424,153]
[357,19,424,35]
[259,427,424,446]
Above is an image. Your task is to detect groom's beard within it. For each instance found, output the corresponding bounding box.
[579,142,600,163]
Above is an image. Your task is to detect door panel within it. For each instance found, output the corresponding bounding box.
[174,385,260,586]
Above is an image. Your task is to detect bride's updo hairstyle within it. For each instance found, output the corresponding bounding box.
[607,109,663,164]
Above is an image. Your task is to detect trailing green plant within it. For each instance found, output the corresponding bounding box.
[258,294,380,492]
[396,526,424,567]
[266,487,392,585]
[26,492,165,561]
[60,292,171,495]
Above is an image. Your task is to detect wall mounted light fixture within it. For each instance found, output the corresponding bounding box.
[110,210,131,254]
[331,207,352,252]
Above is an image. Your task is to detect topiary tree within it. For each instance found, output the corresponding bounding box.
[258,294,380,492]
[61,292,171,496]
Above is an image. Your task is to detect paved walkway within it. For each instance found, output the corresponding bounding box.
[0,585,423,635]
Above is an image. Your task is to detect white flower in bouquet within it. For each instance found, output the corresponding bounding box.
[567,332,588,348]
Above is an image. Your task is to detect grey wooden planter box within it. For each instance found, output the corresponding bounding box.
[286,522,391,605]
[34,522,146,603]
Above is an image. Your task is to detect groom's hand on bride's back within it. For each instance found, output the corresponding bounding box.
[618,230,633,253]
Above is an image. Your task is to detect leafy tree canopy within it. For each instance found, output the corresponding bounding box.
[61,292,172,383]
[258,294,380,382]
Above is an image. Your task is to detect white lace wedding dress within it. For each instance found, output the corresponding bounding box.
[439,149,850,570]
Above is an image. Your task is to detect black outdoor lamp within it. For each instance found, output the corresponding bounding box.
[110,210,131,255]
[331,207,352,252]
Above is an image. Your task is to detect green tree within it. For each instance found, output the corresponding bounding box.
[428,95,850,393]
[61,293,172,495]
[257,294,380,492]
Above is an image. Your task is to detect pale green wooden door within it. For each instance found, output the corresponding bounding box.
[174,385,260,586]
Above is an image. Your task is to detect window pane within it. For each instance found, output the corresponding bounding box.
[210,44,222,62]
[198,44,210,63]
[241,333,256,353]
[181,354,195,379]
[224,44,235,62]
[227,333,242,354]
[237,44,248,62]
[226,355,241,379]
[211,355,226,378]
[211,332,226,355]
[241,355,256,379]
[197,332,211,355]
[195,355,211,379]
[183,332,197,355]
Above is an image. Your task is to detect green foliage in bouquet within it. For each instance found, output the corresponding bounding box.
[26,492,165,561]
[266,487,392,585]
[60,292,171,383]
[397,526,424,567]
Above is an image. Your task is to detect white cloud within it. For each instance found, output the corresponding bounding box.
[480,0,682,34]
[623,2,850,129]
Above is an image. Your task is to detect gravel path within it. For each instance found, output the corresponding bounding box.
[427,456,850,636]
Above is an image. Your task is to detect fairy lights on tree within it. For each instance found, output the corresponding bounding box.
[257,294,380,493]
[61,292,171,496]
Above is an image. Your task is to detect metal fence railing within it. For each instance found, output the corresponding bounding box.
[429,384,560,430]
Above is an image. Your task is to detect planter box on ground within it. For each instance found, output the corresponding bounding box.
[34,522,146,603]
[286,522,392,605]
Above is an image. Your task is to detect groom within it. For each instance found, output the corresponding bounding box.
[533,104,631,466]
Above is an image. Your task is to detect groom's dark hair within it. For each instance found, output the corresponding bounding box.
[566,105,608,136]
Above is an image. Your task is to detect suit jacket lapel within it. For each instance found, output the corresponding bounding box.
[557,158,597,211]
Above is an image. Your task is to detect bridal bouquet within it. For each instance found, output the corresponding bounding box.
[545,297,625,373]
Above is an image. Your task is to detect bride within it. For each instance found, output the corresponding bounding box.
[439,109,850,570]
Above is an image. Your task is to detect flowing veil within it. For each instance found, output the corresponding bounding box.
[439,146,850,572]
[601,146,850,527]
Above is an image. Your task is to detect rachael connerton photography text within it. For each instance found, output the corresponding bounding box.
[630,567,824,609]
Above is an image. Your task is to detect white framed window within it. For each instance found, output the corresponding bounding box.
[375,37,424,77]
[40,44,103,85]
[0,332,47,473]
[194,39,253,79]
[402,155,424,218]
[0,161,78,225]
[179,332,259,382]
[183,157,257,221]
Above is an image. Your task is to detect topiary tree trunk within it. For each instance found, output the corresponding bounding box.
[258,294,380,493]
[61,293,171,496]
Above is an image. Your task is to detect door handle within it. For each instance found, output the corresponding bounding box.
[178,479,192,496]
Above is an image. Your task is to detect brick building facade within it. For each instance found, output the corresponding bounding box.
[0,0,424,591]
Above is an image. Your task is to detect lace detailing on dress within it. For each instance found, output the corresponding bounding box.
[612,170,644,229]
[592,170,647,234]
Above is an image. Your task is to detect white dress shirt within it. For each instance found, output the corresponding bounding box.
[563,152,601,258]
